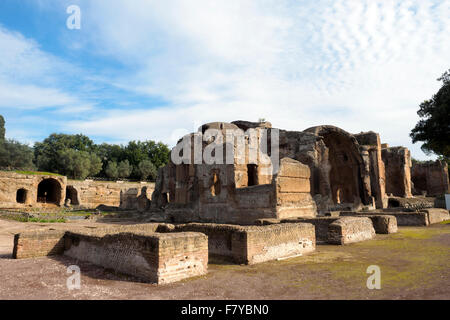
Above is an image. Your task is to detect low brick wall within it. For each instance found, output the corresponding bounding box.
[328,217,376,245]
[294,217,341,243]
[339,213,397,234]
[236,223,315,265]
[13,229,66,259]
[64,231,208,284]
[422,208,450,224]
[341,211,429,226]
[174,223,238,259]
[174,222,315,265]
[12,223,208,284]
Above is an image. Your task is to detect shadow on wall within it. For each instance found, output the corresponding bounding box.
[37,178,62,204]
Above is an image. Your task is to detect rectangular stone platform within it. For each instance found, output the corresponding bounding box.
[12,224,208,284]
[174,222,315,265]
[280,216,380,244]
[340,209,450,226]
[64,230,208,284]
[421,209,450,224]
[13,229,66,259]
[327,217,376,245]
[338,214,398,234]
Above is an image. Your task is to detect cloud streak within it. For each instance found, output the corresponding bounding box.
[1,1,449,160]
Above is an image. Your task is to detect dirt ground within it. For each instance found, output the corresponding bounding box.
[0,218,449,300]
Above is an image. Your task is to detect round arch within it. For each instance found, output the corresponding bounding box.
[37,178,62,204]
[65,186,80,205]
[304,125,366,205]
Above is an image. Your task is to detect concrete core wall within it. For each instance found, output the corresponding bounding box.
[411,160,450,196]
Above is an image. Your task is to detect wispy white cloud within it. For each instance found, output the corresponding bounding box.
[1,1,449,160]
[0,25,90,111]
[63,0,450,159]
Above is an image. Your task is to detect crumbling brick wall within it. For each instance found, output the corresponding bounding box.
[66,180,155,210]
[382,147,412,198]
[0,171,66,209]
[411,160,450,196]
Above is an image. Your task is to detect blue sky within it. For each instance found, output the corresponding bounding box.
[0,0,449,159]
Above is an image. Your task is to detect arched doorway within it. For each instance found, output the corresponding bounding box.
[305,126,366,206]
[37,179,62,204]
[65,186,79,205]
[16,189,28,203]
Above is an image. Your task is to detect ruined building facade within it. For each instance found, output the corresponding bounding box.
[411,160,450,196]
[151,120,421,224]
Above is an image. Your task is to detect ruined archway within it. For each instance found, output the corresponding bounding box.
[304,126,366,205]
[65,186,79,205]
[37,178,62,204]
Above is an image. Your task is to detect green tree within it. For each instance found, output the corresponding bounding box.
[0,139,35,170]
[89,153,103,177]
[410,69,450,161]
[34,133,96,174]
[0,115,5,141]
[57,149,102,179]
[117,160,132,179]
[122,140,170,178]
[148,141,170,169]
[138,160,157,181]
[105,161,119,179]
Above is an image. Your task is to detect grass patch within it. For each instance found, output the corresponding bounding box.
[28,217,66,223]
[0,214,66,223]
[15,170,62,176]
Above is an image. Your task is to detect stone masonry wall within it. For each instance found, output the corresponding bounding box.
[411,160,450,196]
[327,217,376,245]
[64,231,208,284]
[275,158,317,218]
[0,171,67,209]
[67,180,155,210]
[174,222,316,265]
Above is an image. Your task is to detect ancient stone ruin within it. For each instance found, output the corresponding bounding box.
[2,120,450,285]
[151,121,424,221]
[0,171,154,211]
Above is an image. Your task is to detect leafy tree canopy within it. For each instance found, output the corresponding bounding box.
[138,159,157,181]
[410,70,450,160]
[0,139,35,170]
[34,133,96,173]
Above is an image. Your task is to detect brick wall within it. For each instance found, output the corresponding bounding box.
[64,231,208,284]
[174,222,316,265]
[13,230,66,259]
[327,217,375,245]
[67,180,155,210]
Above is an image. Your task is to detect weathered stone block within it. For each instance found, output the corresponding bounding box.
[327,217,376,245]
[174,222,315,265]
[366,215,398,234]
[422,208,450,224]
[64,231,208,284]
[13,230,66,259]
[234,223,315,265]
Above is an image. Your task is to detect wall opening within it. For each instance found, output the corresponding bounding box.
[210,172,221,196]
[37,179,62,204]
[322,132,363,205]
[247,164,258,186]
[65,186,79,205]
[16,189,27,204]
[388,198,400,208]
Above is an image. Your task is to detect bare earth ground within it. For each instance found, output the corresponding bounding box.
[0,218,449,300]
